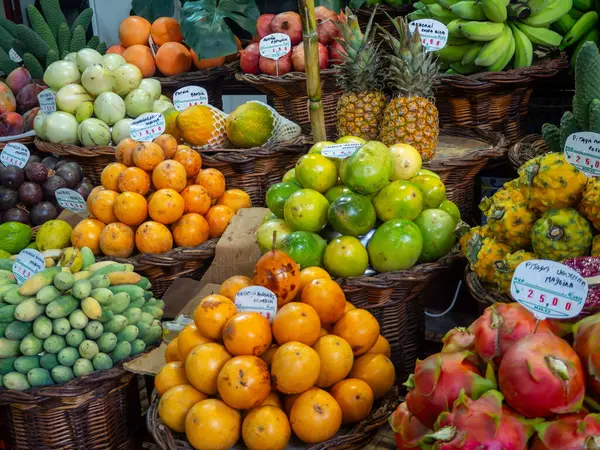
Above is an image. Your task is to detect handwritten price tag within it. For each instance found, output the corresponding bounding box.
[38,89,56,113]
[13,249,45,285]
[510,259,588,320]
[1,143,29,168]
[130,113,165,142]
[55,188,87,213]
[564,132,600,177]
[321,143,361,159]
[173,86,209,111]
[409,19,448,52]
[260,33,292,60]
[235,286,278,323]
[8,48,22,63]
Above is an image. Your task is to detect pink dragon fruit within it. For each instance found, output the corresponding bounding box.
[530,413,600,450]
[573,313,600,397]
[405,352,496,428]
[389,402,431,450]
[441,327,475,354]
[426,390,535,450]
[498,333,586,418]
[469,302,554,364]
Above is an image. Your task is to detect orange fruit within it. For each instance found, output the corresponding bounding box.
[171,213,209,248]
[117,167,151,195]
[219,275,253,301]
[133,142,165,171]
[283,394,300,415]
[107,44,126,55]
[71,219,106,255]
[115,138,138,166]
[135,221,173,254]
[99,222,135,257]
[332,309,380,356]
[119,16,151,47]
[156,42,192,76]
[87,186,105,211]
[195,168,226,201]
[345,302,356,313]
[349,353,396,399]
[272,302,321,346]
[320,328,328,337]
[367,335,392,358]
[313,335,354,388]
[148,188,185,224]
[330,378,374,424]
[89,189,118,224]
[152,159,187,192]
[101,162,126,191]
[122,44,156,78]
[271,342,320,395]
[259,345,279,369]
[290,388,343,444]
[191,50,226,70]
[177,324,212,361]
[242,406,291,450]
[114,192,148,226]
[218,356,271,409]
[298,267,331,298]
[217,189,251,213]
[151,17,183,46]
[193,294,237,340]
[185,399,241,450]
[158,384,207,433]
[154,134,178,159]
[173,145,202,178]
[223,312,272,357]
[185,342,231,395]
[165,338,181,363]
[205,205,235,238]
[258,391,282,409]
[155,361,189,396]
[301,278,346,325]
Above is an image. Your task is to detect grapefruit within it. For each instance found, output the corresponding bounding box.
[308,141,335,154]
[284,189,329,232]
[342,141,393,195]
[390,143,422,180]
[323,236,369,278]
[373,181,423,222]
[367,219,423,272]
[413,209,457,263]
[279,231,327,269]
[257,219,293,253]
[266,181,301,218]
[295,154,338,193]
[325,185,352,204]
[410,175,446,208]
[439,199,461,225]
[327,193,376,237]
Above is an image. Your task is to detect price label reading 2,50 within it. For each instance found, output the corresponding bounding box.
[564,131,600,177]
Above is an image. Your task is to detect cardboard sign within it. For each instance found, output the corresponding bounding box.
[13,249,45,285]
[564,132,600,177]
[409,19,449,52]
[38,90,56,113]
[1,143,29,168]
[510,259,588,320]
[130,113,165,142]
[235,286,278,322]
[321,143,361,159]
[173,86,209,111]
[55,188,87,213]
[260,33,292,60]
[8,48,22,63]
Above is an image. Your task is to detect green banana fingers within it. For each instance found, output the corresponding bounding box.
[511,24,534,68]
[560,11,598,49]
[459,21,505,41]
[515,21,563,47]
[475,25,512,66]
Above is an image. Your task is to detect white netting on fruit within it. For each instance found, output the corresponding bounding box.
[205,104,230,149]
[247,101,302,145]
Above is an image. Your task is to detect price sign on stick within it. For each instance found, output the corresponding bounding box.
[1,143,29,168]
[9,48,22,63]
[38,89,56,113]
[130,113,165,142]
[260,33,292,77]
[564,131,600,177]
[173,86,209,111]
[13,249,45,285]
[409,19,449,52]
[55,188,87,214]
[510,259,588,321]
[235,286,278,322]
[321,143,362,159]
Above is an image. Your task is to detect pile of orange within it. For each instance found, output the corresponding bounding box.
[109,15,239,78]
[71,134,251,257]
[156,261,395,450]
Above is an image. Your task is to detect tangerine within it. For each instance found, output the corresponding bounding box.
[114,192,148,226]
[154,134,178,159]
[177,324,212,361]
[349,353,396,399]
[101,162,127,190]
[332,309,380,356]
[258,391,282,408]
[223,312,272,356]
[87,186,105,211]
[185,342,231,395]
[99,222,135,257]
[171,213,209,247]
[313,335,354,388]
[320,328,328,337]
[253,248,301,308]
[71,219,106,255]
[272,302,321,346]
[152,159,188,192]
[155,361,189,396]
[205,205,235,238]
[367,335,392,358]
[345,302,356,313]
[185,399,241,450]
[283,394,300,415]
[148,188,185,224]
[242,406,291,450]
[119,16,151,47]
[271,341,320,394]
[133,142,165,171]
[165,337,181,363]
[158,384,207,432]
[301,278,346,324]
[107,44,126,55]
[289,388,343,444]
[122,44,156,77]
[217,189,252,213]
[195,168,226,201]
[191,50,226,70]
[156,42,192,76]
[298,266,331,298]
[219,275,253,301]
[193,294,237,340]
[173,145,202,178]
[330,378,374,424]
[117,167,151,195]
[115,138,138,166]
[89,189,118,224]
[218,356,271,409]
[136,221,174,254]
[259,345,279,368]
[151,17,183,46]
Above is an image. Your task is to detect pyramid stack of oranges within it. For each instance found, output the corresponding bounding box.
[155,249,396,450]
[71,134,251,258]
[107,16,239,78]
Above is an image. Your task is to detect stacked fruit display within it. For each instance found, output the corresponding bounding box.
[353,0,411,6]
[156,246,395,448]
[409,0,588,73]
[241,7,343,75]
[391,302,600,449]
[71,134,249,258]
[0,154,92,226]
[259,137,460,278]
[0,67,43,137]
[0,247,163,391]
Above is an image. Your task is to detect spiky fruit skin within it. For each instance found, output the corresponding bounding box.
[379,96,439,161]
[573,315,600,397]
[404,351,495,429]
[458,225,490,256]
[518,153,587,212]
[531,208,593,261]
[498,333,586,418]
[389,402,431,449]
[579,178,600,230]
[493,250,536,296]
[336,90,388,140]
[469,302,554,364]
[531,413,600,450]
[593,235,600,256]
[466,235,511,284]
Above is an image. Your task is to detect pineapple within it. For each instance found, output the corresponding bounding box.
[378,17,439,161]
[531,208,593,261]
[518,153,587,212]
[334,8,388,141]
[579,178,600,230]
[494,250,537,296]
[466,233,511,284]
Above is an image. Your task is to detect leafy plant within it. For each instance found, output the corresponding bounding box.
[131,0,175,23]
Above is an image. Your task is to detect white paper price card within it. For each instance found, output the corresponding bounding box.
[55,188,87,213]
[510,259,588,320]
[564,132,600,177]
[173,86,209,111]
[260,33,292,60]
[409,19,448,52]
[1,143,29,168]
[13,249,45,285]
[38,89,56,113]
[235,286,278,322]
[130,113,165,142]
[321,143,361,159]
[8,48,22,63]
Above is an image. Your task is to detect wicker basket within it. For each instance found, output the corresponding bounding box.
[435,58,568,144]
[235,70,343,140]
[34,138,114,186]
[0,133,36,150]
[0,365,140,449]
[147,387,400,450]
[198,136,311,207]
[508,134,548,172]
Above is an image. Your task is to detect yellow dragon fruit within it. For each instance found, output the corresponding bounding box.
[579,177,600,230]
[466,233,511,284]
[531,208,593,261]
[494,250,537,296]
[459,225,490,256]
[592,235,600,256]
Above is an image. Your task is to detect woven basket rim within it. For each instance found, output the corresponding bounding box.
[34,137,115,157]
[195,135,311,162]
[154,60,240,87]
[464,268,511,307]
[235,68,338,86]
[0,134,35,148]
[508,134,549,171]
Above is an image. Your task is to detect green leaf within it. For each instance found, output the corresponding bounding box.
[131,0,175,23]
[315,0,344,12]
[349,0,367,7]
[181,0,259,60]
